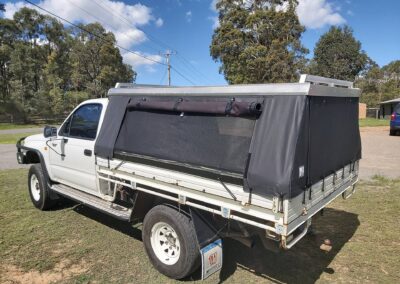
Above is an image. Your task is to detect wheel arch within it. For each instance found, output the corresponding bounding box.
[130,190,190,223]
[26,150,41,163]
[17,141,58,200]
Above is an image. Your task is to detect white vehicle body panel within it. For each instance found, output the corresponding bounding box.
[96,156,359,246]
[49,99,108,195]
[49,137,98,194]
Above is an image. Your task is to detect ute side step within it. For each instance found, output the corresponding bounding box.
[51,184,132,221]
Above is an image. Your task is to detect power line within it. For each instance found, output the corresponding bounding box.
[90,0,162,53]
[24,0,166,66]
[65,0,196,86]
[25,0,198,86]
[159,67,168,85]
[93,0,175,52]
[175,55,218,85]
[171,66,196,85]
[65,0,147,53]
[175,54,212,83]
[90,0,208,84]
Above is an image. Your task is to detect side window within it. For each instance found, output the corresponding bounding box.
[60,117,71,136]
[63,104,103,140]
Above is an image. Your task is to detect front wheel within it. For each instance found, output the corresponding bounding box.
[142,205,200,279]
[28,164,55,210]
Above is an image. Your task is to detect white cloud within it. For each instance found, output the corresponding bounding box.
[122,52,163,69]
[296,0,346,29]
[186,11,192,23]
[3,2,25,18]
[209,0,345,30]
[209,16,219,29]
[209,0,219,28]
[210,0,219,12]
[3,0,163,67]
[155,18,163,27]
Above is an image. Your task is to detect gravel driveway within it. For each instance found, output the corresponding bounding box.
[0,127,42,135]
[0,144,28,170]
[1,126,399,179]
[0,128,41,170]
[359,126,400,179]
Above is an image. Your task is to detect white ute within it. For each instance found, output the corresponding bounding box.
[16,75,360,280]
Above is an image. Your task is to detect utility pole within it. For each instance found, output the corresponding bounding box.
[160,50,176,86]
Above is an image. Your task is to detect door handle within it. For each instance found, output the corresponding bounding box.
[84,149,92,156]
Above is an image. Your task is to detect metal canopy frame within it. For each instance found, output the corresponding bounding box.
[108,74,360,98]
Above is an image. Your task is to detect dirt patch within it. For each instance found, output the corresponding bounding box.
[1,259,89,284]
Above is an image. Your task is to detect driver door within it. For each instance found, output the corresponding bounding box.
[49,103,103,194]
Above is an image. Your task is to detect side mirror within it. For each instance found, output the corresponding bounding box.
[44,126,57,138]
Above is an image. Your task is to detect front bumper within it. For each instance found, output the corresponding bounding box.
[16,137,28,164]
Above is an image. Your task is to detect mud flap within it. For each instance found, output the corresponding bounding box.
[189,208,223,280]
[200,239,223,280]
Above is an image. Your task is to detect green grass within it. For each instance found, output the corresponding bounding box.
[1,169,399,283]
[359,118,390,127]
[0,123,43,130]
[0,132,40,144]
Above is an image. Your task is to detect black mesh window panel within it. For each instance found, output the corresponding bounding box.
[114,110,256,174]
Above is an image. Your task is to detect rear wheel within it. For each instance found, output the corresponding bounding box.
[28,164,55,210]
[389,129,396,136]
[142,205,200,279]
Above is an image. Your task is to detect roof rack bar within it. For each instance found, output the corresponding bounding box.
[299,74,353,89]
[115,83,169,89]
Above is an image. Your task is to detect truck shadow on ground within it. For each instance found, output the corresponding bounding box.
[57,200,359,284]
[217,208,360,284]
[56,199,143,240]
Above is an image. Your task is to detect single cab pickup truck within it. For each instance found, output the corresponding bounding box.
[16,74,361,280]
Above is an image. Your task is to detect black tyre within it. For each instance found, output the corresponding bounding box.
[142,205,200,279]
[28,164,55,210]
[389,130,396,136]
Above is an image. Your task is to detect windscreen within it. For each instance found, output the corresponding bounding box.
[395,103,400,114]
[114,110,256,174]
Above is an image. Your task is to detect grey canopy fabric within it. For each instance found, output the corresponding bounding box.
[94,95,131,159]
[95,94,361,198]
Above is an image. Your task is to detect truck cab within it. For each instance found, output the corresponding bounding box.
[18,99,108,196]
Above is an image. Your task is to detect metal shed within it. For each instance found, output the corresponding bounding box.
[380,98,400,118]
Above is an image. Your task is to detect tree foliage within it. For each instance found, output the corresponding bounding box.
[0,7,135,120]
[356,60,400,107]
[308,26,369,81]
[210,0,308,84]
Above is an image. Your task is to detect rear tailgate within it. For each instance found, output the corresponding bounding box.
[285,161,359,228]
[282,79,362,245]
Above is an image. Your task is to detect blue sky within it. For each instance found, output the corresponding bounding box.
[2,0,400,86]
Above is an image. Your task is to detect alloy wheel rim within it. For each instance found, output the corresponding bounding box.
[30,174,41,201]
[150,222,181,265]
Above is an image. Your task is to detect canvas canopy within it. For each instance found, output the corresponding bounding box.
[95,82,361,199]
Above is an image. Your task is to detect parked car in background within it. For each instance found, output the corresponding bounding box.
[390,103,400,136]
